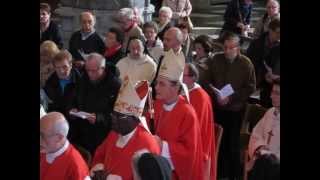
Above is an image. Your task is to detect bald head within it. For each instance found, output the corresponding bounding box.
[40,112,69,138]
[80,11,95,32]
[163,27,183,52]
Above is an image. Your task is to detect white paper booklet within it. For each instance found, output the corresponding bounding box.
[210,84,235,99]
[70,111,91,119]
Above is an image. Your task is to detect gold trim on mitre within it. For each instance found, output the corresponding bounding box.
[114,76,149,118]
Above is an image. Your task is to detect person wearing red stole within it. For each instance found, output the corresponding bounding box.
[183,63,217,180]
[90,77,161,180]
[151,47,204,180]
[40,112,90,180]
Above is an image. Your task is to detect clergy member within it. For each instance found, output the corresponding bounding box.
[183,63,217,180]
[90,77,161,180]
[151,48,204,180]
[40,112,90,180]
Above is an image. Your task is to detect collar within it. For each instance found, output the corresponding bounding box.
[163,100,178,111]
[172,47,182,55]
[159,21,169,31]
[189,83,201,92]
[46,140,69,164]
[80,29,95,40]
[116,128,137,148]
[105,44,122,57]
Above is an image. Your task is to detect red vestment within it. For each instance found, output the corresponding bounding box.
[40,144,89,180]
[153,96,204,180]
[92,125,160,180]
[189,86,217,180]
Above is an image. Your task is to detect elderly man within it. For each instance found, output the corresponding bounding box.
[204,32,256,180]
[249,78,280,161]
[150,48,204,180]
[151,27,185,99]
[183,63,216,180]
[40,112,90,180]
[40,3,63,49]
[69,11,105,69]
[117,38,157,85]
[117,8,145,53]
[44,50,81,117]
[70,53,121,154]
[157,6,174,41]
[91,78,160,180]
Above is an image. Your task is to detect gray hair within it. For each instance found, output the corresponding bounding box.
[223,32,241,47]
[129,38,145,53]
[79,11,96,24]
[52,116,69,138]
[172,27,184,44]
[86,53,106,68]
[159,6,173,19]
[119,8,135,20]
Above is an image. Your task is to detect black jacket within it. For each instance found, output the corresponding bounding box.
[40,21,64,49]
[73,64,121,153]
[69,30,105,61]
[44,68,81,117]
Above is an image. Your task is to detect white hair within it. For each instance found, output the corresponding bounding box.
[52,117,69,138]
[129,38,145,52]
[86,53,106,68]
[159,6,173,19]
[119,8,135,20]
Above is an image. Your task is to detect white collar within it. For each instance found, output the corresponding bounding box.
[116,128,137,148]
[46,140,69,164]
[163,100,178,111]
[189,83,201,92]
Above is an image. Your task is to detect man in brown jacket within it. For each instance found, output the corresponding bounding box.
[204,32,256,180]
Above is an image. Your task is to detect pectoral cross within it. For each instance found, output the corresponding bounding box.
[267,130,274,145]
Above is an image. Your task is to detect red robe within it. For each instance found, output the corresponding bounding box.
[152,96,204,180]
[189,86,217,180]
[92,124,160,180]
[40,144,89,180]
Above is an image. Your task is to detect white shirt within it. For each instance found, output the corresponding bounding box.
[159,100,179,170]
[116,54,157,84]
[46,140,70,164]
[116,128,137,148]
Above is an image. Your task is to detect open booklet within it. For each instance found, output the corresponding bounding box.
[210,84,235,99]
[70,111,92,119]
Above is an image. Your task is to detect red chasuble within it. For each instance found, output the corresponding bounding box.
[153,96,204,180]
[189,86,217,180]
[92,124,160,180]
[40,144,89,180]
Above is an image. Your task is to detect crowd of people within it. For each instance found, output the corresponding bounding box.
[40,0,280,180]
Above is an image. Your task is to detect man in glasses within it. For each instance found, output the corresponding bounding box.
[90,78,160,180]
[44,50,81,118]
[69,53,121,155]
[40,112,90,180]
[204,32,256,180]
